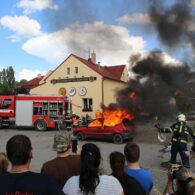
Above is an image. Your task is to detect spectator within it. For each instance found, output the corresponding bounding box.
[63,143,124,195]
[163,166,195,195]
[109,151,146,195]
[190,143,195,159]
[86,114,92,124]
[124,142,153,194]
[72,113,79,127]
[0,152,9,173]
[81,116,87,125]
[0,134,64,195]
[41,132,80,188]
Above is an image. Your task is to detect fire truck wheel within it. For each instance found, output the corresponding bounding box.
[113,134,124,144]
[76,132,84,141]
[35,120,47,131]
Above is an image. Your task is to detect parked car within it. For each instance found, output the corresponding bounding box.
[73,119,136,144]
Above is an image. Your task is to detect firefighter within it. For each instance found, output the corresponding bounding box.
[160,113,195,168]
[72,112,80,127]
[64,112,72,131]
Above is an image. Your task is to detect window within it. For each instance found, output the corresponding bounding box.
[2,99,12,109]
[82,98,93,112]
[75,67,78,74]
[67,67,70,75]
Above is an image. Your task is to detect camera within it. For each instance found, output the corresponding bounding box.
[71,137,78,153]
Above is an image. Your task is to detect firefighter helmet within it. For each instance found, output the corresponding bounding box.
[177,114,186,122]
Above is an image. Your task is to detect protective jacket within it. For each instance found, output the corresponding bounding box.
[161,121,195,144]
[64,113,72,131]
[161,119,195,168]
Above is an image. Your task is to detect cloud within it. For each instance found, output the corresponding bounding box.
[16,68,46,81]
[117,13,151,25]
[17,0,58,15]
[0,15,43,41]
[22,21,146,65]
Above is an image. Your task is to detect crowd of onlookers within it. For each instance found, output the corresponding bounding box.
[0,132,195,195]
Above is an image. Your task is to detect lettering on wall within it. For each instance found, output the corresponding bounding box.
[50,76,97,84]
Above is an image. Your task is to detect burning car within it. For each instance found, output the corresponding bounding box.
[73,109,136,144]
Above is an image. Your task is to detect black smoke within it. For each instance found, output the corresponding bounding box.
[111,0,195,120]
[114,51,195,120]
[149,0,195,49]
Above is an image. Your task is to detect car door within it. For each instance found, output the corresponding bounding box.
[84,126,101,138]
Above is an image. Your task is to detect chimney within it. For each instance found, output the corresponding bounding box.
[91,51,96,64]
[37,74,42,78]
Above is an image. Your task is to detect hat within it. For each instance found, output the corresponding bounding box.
[53,132,70,152]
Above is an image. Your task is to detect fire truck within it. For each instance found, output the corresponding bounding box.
[0,95,69,131]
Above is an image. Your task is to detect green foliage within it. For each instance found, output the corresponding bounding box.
[0,66,16,95]
[15,79,27,87]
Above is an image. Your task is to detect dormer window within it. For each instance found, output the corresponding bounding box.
[67,67,70,75]
[75,67,78,74]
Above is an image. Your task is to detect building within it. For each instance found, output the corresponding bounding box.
[30,53,129,118]
[15,74,44,94]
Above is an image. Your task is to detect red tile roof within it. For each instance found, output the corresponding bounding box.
[104,65,126,80]
[71,54,125,81]
[20,76,44,88]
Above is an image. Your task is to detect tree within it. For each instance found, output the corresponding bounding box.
[15,79,27,87]
[15,79,29,94]
[6,66,15,89]
[0,66,16,95]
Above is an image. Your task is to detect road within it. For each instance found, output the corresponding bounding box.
[1,127,195,195]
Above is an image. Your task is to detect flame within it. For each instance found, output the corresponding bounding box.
[88,109,134,127]
[128,91,136,99]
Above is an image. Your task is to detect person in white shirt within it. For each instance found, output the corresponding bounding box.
[63,143,124,195]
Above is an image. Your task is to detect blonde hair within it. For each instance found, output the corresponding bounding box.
[176,167,195,195]
[0,153,9,173]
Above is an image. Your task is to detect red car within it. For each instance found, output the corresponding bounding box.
[73,119,135,144]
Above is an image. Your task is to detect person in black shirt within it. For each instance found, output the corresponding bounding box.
[0,134,64,195]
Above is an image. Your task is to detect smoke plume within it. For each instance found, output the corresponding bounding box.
[110,0,195,120]
[149,0,195,49]
[114,51,195,120]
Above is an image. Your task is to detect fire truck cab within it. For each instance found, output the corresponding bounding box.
[0,95,69,131]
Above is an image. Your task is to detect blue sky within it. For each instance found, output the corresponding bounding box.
[0,0,194,81]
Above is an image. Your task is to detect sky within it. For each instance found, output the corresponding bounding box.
[0,0,195,81]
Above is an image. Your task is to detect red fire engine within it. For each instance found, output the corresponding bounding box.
[0,95,69,131]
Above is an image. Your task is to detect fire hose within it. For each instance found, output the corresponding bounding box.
[154,121,166,143]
